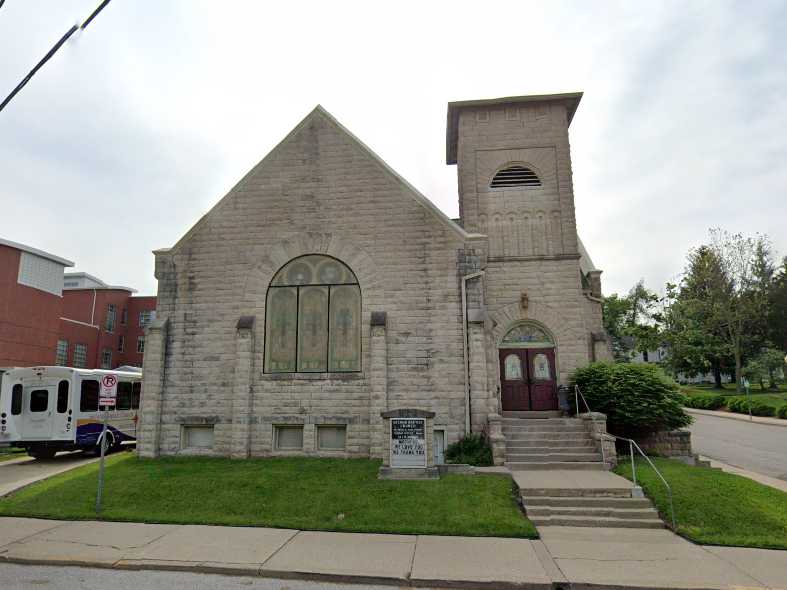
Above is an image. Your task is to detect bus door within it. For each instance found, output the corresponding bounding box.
[50,379,72,440]
[21,385,54,439]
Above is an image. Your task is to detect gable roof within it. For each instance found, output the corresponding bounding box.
[445,92,583,164]
[166,106,482,255]
[0,237,74,267]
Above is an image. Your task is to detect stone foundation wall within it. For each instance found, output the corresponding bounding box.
[637,430,693,458]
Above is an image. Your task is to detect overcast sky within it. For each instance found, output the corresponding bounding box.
[1,0,785,297]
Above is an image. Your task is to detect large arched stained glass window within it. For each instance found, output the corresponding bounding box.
[264,255,361,373]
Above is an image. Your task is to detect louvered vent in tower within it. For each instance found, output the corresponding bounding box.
[490,165,541,188]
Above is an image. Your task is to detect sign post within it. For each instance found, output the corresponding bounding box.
[743,378,752,422]
[95,373,117,515]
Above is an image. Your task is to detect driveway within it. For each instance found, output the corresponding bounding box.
[0,451,98,497]
[688,413,787,481]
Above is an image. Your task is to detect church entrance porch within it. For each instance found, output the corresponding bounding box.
[499,348,557,411]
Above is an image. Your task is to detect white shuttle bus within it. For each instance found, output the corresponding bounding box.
[0,366,142,459]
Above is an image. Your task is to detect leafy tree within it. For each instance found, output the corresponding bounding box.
[661,247,732,388]
[769,257,787,352]
[602,280,661,362]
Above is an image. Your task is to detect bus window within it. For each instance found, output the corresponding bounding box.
[116,382,132,410]
[131,382,141,409]
[80,380,99,412]
[57,380,69,413]
[30,390,49,412]
[11,384,22,415]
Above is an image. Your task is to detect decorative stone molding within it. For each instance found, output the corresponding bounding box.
[487,413,506,466]
[137,317,169,458]
[380,408,435,419]
[577,412,617,469]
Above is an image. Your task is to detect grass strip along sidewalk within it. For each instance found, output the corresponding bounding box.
[615,457,787,550]
[0,454,537,538]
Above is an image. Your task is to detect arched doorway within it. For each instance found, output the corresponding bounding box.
[498,321,557,411]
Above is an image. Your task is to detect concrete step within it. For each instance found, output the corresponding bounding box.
[522,496,652,508]
[505,461,605,471]
[501,411,563,419]
[519,487,633,498]
[502,417,575,425]
[506,435,596,448]
[530,515,664,529]
[505,446,597,454]
[505,453,602,463]
[503,423,587,432]
[525,505,660,519]
[504,432,593,441]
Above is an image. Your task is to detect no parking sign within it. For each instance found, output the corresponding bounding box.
[100,374,118,407]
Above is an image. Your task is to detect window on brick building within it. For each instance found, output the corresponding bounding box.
[106,304,116,333]
[55,340,68,365]
[118,335,125,352]
[73,344,87,368]
[121,308,128,325]
[264,255,361,373]
[490,164,541,188]
[100,349,112,369]
[137,336,145,354]
[139,310,156,327]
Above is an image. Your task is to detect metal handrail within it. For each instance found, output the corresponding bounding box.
[572,385,677,531]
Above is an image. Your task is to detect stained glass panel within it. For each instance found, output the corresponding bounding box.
[532,353,551,380]
[328,285,361,371]
[501,322,553,346]
[271,255,357,286]
[264,287,298,372]
[297,286,329,372]
[504,354,522,380]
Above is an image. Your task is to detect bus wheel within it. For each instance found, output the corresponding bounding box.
[28,447,57,460]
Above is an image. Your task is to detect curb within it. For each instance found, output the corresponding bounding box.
[684,407,787,427]
[1,554,557,590]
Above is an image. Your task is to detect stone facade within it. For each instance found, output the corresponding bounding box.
[637,430,693,459]
[138,93,611,459]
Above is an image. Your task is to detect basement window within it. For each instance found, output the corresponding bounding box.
[182,425,215,450]
[275,425,304,450]
[317,426,346,451]
[490,165,541,188]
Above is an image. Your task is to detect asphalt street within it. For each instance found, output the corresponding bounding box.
[0,563,402,590]
[688,413,787,481]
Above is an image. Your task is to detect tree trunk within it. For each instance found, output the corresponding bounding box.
[734,346,743,392]
[713,362,723,389]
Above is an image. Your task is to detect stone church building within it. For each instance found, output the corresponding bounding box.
[138,92,611,463]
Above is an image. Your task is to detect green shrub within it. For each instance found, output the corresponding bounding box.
[726,397,776,417]
[684,394,726,410]
[777,405,787,419]
[570,362,692,437]
[444,433,493,466]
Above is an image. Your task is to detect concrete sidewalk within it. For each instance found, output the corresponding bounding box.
[1,517,784,589]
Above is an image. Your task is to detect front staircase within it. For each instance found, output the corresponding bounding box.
[503,412,665,529]
[503,414,604,470]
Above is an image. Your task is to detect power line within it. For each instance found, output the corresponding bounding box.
[0,0,114,113]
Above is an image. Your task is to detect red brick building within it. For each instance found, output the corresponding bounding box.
[0,238,74,366]
[0,239,156,370]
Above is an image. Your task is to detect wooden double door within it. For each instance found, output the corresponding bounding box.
[499,348,557,411]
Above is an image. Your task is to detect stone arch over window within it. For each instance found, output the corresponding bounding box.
[490,163,542,189]
[499,320,555,349]
[264,255,361,373]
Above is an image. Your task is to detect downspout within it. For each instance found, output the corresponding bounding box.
[461,271,484,436]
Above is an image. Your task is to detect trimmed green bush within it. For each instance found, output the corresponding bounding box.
[777,404,787,419]
[444,433,493,466]
[727,397,776,417]
[570,362,692,437]
[684,394,726,410]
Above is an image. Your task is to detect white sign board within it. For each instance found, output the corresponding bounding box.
[390,418,426,468]
[99,374,118,407]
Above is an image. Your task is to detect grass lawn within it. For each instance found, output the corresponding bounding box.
[615,457,787,549]
[0,447,27,463]
[0,454,537,538]
[681,384,787,412]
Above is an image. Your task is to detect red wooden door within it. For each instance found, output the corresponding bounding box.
[528,348,558,410]
[499,349,530,411]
